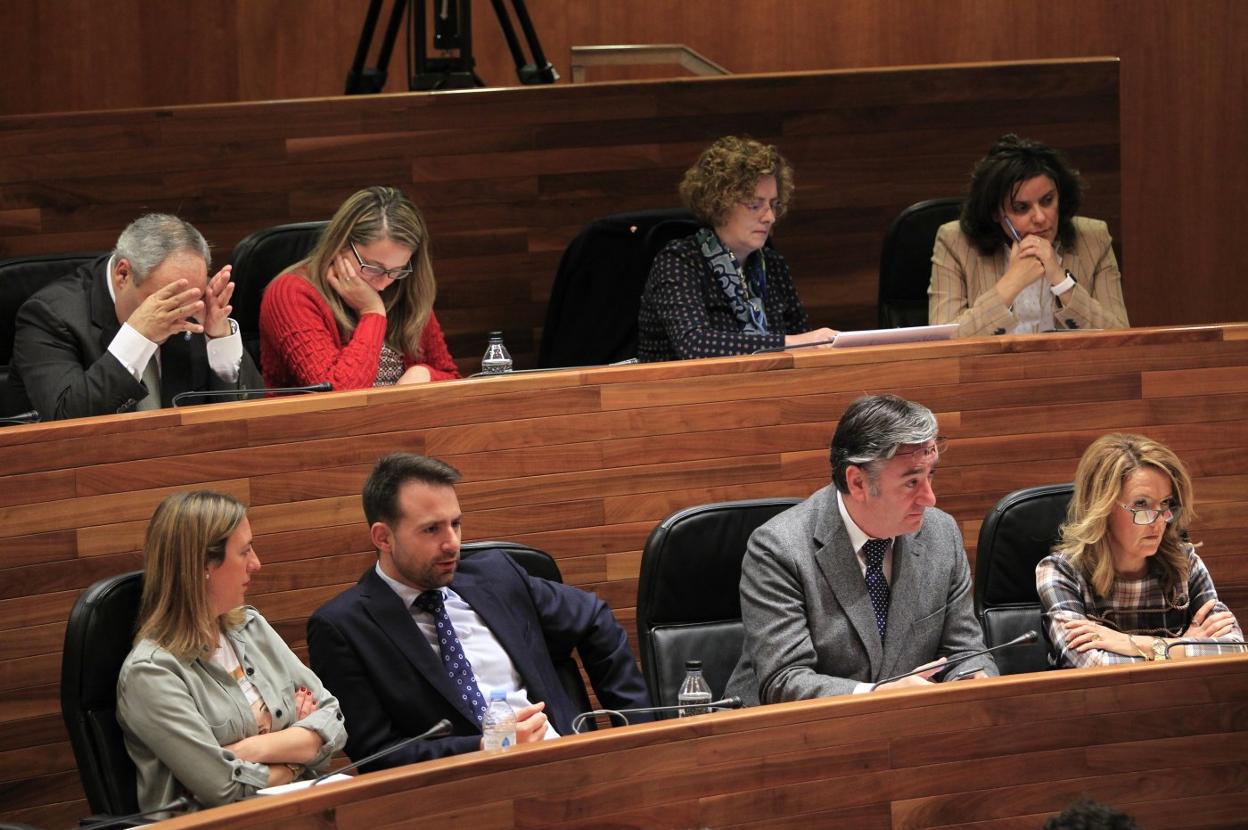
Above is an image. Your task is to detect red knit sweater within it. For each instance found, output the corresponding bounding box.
[259,273,459,390]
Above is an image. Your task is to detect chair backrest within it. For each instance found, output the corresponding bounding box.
[877,197,962,328]
[636,497,802,710]
[0,251,106,415]
[228,221,328,365]
[538,208,694,368]
[975,483,1074,674]
[60,570,144,817]
[459,541,592,718]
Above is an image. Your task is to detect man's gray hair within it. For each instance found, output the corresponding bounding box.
[830,394,938,492]
[113,213,210,284]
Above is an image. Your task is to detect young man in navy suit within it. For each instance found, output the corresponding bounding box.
[307,453,650,768]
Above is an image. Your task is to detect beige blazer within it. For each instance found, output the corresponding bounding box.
[928,216,1129,338]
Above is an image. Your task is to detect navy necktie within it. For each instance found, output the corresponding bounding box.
[862,538,891,640]
[413,589,487,723]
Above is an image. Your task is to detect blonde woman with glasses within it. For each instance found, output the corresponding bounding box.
[1037,433,1242,668]
[260,186,459,390]
[117,491,346,813]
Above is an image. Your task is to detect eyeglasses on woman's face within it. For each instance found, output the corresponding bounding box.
[1117,500,1179,526]
[349,241,414,280]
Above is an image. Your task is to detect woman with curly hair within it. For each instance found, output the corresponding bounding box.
[637,136,836,362]
[260,186,459,389]
[1036,433,1241,668]
[929,134,1129,337]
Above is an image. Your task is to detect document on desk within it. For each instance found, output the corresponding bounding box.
[257,773,353,795]
[832,324,958,348]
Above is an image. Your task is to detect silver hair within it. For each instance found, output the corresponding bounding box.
[113,214,210,285]
[830,394,938,492]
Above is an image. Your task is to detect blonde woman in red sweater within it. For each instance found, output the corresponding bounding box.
[260,187,459,390]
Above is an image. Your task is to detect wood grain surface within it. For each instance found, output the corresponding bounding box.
[3,324,1248,825]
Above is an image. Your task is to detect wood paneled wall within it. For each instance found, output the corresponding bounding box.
[1,1,1244,330]
[0,60,1121,370]
[151,654,1248,830]
[3,324,1248,826]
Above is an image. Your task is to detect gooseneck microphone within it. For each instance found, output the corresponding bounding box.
[1164,638,1248,658]
[171,382,332,406]
[310,719,453,785]
[871,630,1040,690]
[0,410,41,426]
[75,795,193,830]
[570,697,744,734]
[751,338,837,355]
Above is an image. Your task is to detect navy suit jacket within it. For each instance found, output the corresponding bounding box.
[307,549,651,768]
[9,255,261,420]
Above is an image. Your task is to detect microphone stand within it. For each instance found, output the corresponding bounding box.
[171,382,332,407]
[74,796,193,830]
[310,719,452,785]
[571,697,743,734]
[871,630,1040,690]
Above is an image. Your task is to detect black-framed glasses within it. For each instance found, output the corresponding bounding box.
[1118,502,1179,526]
[349,241,413,280]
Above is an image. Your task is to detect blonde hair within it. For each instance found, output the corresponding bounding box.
[135,491,248,661]
[1055,433,1196,599]
[678,136,794,228]
[284,186,437,359]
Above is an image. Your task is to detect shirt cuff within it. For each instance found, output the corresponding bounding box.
[206,319,243,382]
[108,323,159,381]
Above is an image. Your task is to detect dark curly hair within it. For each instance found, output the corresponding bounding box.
[678,136,794,228]
[960,134,1084,256]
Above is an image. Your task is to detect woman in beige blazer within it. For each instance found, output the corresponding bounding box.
[929,134,1128,338]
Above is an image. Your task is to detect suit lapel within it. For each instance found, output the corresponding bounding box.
[359,569,481,725]
[453,567,549,703]
[880,530,924,677]
[813,502,884,678]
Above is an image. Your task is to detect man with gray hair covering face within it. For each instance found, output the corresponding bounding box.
[725,394,996,705]
[10,213,260,420]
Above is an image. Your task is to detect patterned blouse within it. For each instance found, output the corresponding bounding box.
[1036,546,1243,668]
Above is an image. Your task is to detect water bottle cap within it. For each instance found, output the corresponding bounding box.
[489,689,507,700]
[684,659,703,670]
[488,331,503,341]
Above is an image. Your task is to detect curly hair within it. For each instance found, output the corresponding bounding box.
[1054,433,1196,600]
[678,136,794,228]
[960,134,1084,256]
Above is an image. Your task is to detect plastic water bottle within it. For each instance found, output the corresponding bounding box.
[481,689,517,750]
[677,659,712,717]
[481,331,513,374]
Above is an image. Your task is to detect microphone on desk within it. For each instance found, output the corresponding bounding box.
[570,697,744,734]
[171,382,332,407]
[871,630,1040,690]
[751,338,837,355]
[1164,639,1248,658]
[0,410,41,426]
[309,719,453,785]
[75,795,193,830]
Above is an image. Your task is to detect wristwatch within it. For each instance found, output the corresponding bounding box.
[1050,269,1077,296]
[1151,637,1168,662]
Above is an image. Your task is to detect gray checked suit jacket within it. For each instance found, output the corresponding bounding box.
[725,484,997,704]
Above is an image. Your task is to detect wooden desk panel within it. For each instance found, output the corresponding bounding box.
[0,59,1120,370]
[142,656,1248,830]
[4,324,1248,826]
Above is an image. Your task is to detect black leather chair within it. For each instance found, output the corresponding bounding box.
[61,570,144,819]
[0,251,106,415]
[228,221,328,366]
[459,541,593,721]
[877,197,962,328]
[974,483,1074,674]
[636,497,802,712]
[538,208,695,368]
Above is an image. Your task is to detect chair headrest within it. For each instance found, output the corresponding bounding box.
[975,484,1073,608]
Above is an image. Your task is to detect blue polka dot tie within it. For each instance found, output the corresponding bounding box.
[862,538,891,641]
[413,590,487,723]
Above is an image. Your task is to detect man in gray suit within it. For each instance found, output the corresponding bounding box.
[726,394,996,704]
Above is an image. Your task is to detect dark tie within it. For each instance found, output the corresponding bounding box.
[412,590,487,723]
[862,538,891,640]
